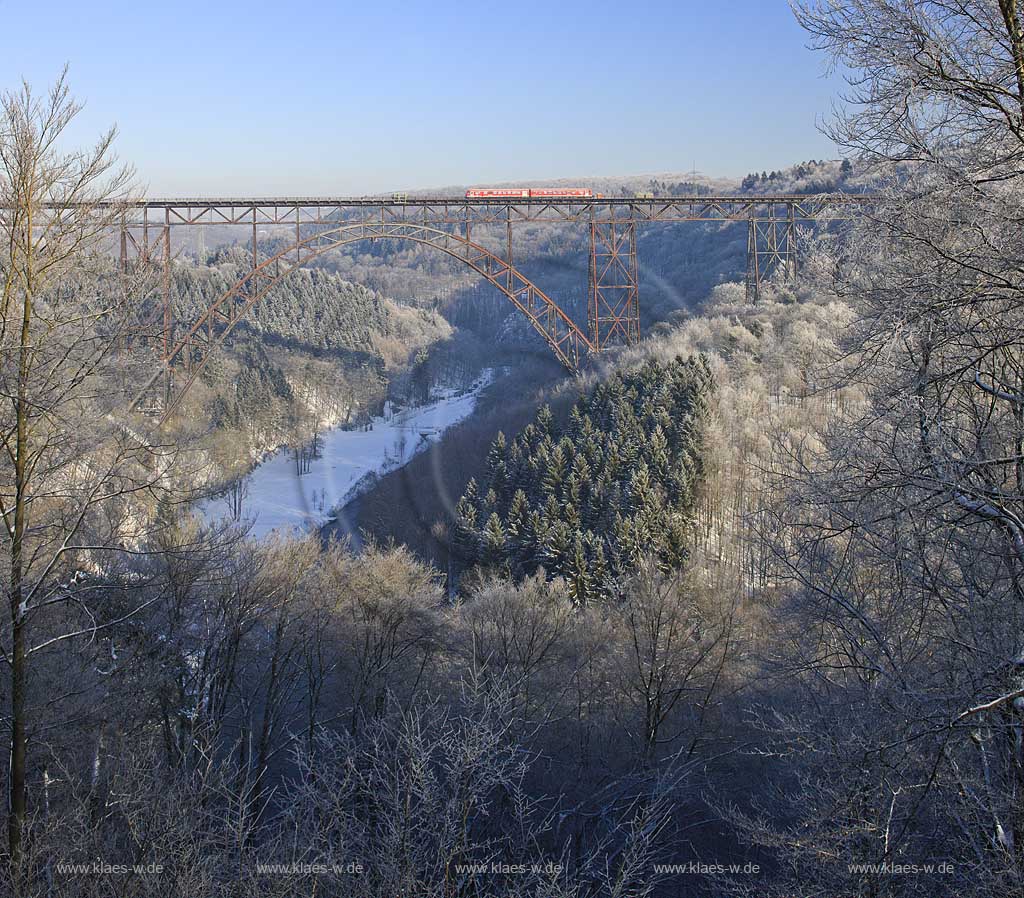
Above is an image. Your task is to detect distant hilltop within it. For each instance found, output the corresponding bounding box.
[400,158,866,199]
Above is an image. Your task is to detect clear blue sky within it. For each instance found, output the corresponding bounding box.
[0,0,841,195]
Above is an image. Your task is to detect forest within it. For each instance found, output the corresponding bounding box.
[452,356,712,602]
[152,251,486,501]
[4,1,1024,897]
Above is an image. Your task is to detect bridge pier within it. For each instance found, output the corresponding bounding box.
[745,205,798,303]
[506,207,514,293]
[588,212,641,350]
[118,210,173,363]
[163,207,172,361]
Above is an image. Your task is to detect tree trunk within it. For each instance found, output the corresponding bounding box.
[9,283,32,884]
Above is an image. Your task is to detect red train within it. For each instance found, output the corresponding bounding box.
[466,187,596,198]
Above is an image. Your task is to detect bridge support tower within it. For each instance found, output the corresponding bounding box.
[588,211,641,350]
[745,204,797,303]
[118,209,176,411]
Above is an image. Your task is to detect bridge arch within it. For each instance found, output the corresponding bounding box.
[158,221,593,418]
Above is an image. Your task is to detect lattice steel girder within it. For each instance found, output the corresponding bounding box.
[588,212,640,350]
[99,194,870,229]
[118,215,174,366]
[745,215,798,303]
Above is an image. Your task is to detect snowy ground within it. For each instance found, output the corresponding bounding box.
[201,370,494,539]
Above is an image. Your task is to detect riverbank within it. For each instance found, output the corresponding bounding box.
[202,370,494,539]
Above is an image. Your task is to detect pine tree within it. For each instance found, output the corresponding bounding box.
[536,519,565,573]
[482,488,498,517]
[659,514,690,570]
[507,440,525,492]
[564,533,592,606]
[536,404,554,436]
[616,513,650,570]
[648,424,670,480]
[541,445,566,497]
[482,513,507,568]
[452,478,481,564]
[567,405,585,438]
[528,510,548,568]
[486,431,509,500]
[588,535,611,597]
[626,461,655,515]
[505,489,534,573]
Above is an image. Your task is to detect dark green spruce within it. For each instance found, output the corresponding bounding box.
[453,354,712,603]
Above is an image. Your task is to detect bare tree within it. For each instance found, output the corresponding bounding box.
[722,2,1024,893]
[318,541,441,733]
[608,559,738,765]
[0,70,176,885]
[453,572,575,722]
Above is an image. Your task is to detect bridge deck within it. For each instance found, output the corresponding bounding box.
[124,193,872,207]
[104,193,872,225]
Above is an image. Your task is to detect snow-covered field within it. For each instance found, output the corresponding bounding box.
[202,370,493,539]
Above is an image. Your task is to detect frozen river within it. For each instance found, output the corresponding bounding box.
[202,371,493,539]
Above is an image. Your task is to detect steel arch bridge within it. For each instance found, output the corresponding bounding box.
[113,193,870,417]
[152,221,593,417]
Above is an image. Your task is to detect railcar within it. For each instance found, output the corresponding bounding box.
[466,188,530,198]
[529,188,593,198]
[465,187,595,199]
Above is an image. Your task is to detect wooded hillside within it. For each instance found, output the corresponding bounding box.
[453,356,711,602]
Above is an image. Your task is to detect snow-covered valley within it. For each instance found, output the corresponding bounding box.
[201,370,494,539]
